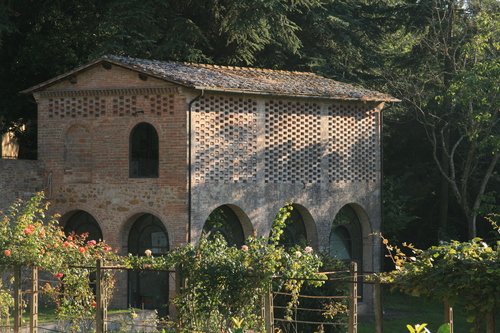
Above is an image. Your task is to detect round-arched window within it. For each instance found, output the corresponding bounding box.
[128,214,169,256]
[128,214,169,315]
[272,206,307,247]
[64,211,103,242]
[329,205,362,262]
[203,205,245,247]
[129,122,159,178]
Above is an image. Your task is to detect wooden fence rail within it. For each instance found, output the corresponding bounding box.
[1,261,457,333]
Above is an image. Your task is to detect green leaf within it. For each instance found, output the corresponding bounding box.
[437,323,450,333]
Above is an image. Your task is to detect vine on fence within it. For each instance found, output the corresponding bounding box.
[1,195,329,332]
[0,193,117,330]
[376,232,500,332]
[122,203,327,332]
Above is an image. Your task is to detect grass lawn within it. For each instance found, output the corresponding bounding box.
[358,287,500,333]
[5,307,133,325]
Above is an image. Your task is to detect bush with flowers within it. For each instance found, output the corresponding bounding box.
[122,203,327,333]
[1,194,329,332]
[0,193,118,330]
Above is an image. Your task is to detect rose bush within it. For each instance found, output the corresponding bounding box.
[0,193,117,329]
[1,195,327,332]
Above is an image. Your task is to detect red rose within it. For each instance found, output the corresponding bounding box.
[4,249,11,256]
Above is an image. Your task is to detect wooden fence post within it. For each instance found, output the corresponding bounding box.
[374,278,383,333]
[349,262,358,333]
[263,287,274,333]
[95,260,107,333]
[444,298,453,333]
[13,265,22,333]
[30,266,38,333]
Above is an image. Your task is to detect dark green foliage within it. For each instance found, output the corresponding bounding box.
[274,252,350,333]
[0,0,397,157]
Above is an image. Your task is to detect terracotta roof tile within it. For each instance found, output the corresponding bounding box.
[104,55,398,102]
[22,55,399,102]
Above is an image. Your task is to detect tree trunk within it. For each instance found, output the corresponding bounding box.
[467,213,477,239]
[439,128,450,236]
[486,310,495,333]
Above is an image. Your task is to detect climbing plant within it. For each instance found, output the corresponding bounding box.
[0,193,117,329]
[123,203,327,333]
[377,234,500,332]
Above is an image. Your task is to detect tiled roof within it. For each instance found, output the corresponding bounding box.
[22,55,399,102]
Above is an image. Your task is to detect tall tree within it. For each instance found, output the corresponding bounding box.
[384,0,500,239]
[0,0,396,158]
[0,0,109,158]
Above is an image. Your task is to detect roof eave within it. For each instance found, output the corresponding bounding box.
[192,86,401,103]
[19,57,195,95]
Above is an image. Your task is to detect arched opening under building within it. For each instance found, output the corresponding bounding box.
[203,205,245,247]
[128,213,169,316]
[271,205,309,247]
[63,210,103,242]
[329,204,364,298]
[129,122,159,178]
[62,210,103,295]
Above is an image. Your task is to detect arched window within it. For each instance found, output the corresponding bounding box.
[64,211,103,242]
[64,211,103,295]
[330,205,364,299]
[128,214,169,315]
[128,214,169,256]
[272,206,307,247]
[129,123,159,178]
[329,205,362,263]
[203,205,245,247]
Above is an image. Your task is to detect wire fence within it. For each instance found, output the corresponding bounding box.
[0,261,380,333]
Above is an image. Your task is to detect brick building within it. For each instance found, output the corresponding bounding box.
[15,55,398,313]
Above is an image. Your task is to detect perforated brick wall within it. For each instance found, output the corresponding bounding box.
[42,88,178,119]
[327,104,377,182]
[193,96,258,184]
[193,97,377,184]
[264,100,322,183]
[48,96,106,118]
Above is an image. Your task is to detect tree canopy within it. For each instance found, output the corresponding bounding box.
[2,0,500,245]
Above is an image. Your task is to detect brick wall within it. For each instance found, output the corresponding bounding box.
[35,65,189,252]
[0,159,45,212]
[27,63,384,310]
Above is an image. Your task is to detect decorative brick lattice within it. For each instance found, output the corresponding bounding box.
[48,97,106,118]
[47,93,176,118]
[264,101,322,183]
[112,96,136,116]
[147,94,176,115]
[193,96,258,183]
[327,104,377,182]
